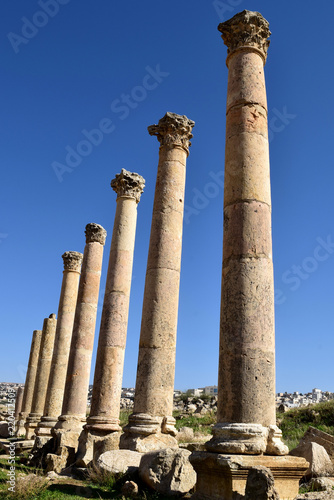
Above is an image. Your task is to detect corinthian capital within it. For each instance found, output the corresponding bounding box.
[85,223,107,245]
[111,169,145,203]
[148,112,195,156]
[62,251,83,272]
[218,10,271,62]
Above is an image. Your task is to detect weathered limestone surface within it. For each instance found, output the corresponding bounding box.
[25,315,57,439]
[77,170,144,466]
[121,112,194,452]
[37,251,83,437]
[204,9,287,456]
[16,330,42,436]
[47,223,106,472]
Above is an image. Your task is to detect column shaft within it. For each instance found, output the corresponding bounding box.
[135,147,186,417]
[220,48,275,426]
[15,387,24,419]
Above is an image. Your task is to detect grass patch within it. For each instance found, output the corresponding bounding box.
[0,458,119,499]
[278,399,334,450]
[87,464,121,491]
[119,410,131,428]
[174,411,216,435]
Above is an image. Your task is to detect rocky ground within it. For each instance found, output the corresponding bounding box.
[296,493,334,499]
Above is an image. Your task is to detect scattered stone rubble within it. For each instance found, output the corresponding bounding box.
[173,396,218,415]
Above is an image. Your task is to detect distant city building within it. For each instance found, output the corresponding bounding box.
[312,388,322,402]
[204,385,218,396]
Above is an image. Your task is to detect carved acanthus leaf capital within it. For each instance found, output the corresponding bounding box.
[148,112,195,155]
[62,251,83,272]
[111,169,145,203]
[85,223,107,246]
[218,10,271,62]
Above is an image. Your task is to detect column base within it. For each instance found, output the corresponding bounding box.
[24,413,42,440]
[189,452,309,500]
[76,426,121,467]
[120,413,178,453]
[36,416,58,435]
[206,423,288,455]
[45,415,85,473]
[16,413,28,438]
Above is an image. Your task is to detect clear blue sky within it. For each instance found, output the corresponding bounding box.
[1,0,334,394]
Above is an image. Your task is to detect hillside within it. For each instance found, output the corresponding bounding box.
[278,399,334,450]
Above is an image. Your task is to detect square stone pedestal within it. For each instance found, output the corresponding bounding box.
[190,452,309,500]
[76,428,121,467]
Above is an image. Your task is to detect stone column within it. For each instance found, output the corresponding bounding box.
[190,12,308,499]
[25,314,57,439]
[121,112,194,452]
[36,251,83,440]
[16,330,42,437]
[205,9,287,457]
[47,223,106,472]
[77,170,145,465]
[15,387,24,419]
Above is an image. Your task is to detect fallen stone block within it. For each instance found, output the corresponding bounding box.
[139,447,196,496]
[96,449,142,475]
[245,466,279,500]
[306,476,334,492]
[290,441,334,479]
[176,426,194,442]
[299,426,334,463]
[121,480,139,497]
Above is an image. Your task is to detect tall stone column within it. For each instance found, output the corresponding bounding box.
[36,251,83,440]
[121,112,194,453]
[77,170,145,465]
[190,12,308,499]
[16,330,42,437]
[25,314,57,439]
[47,223,106,473]
[205,9,287,457]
